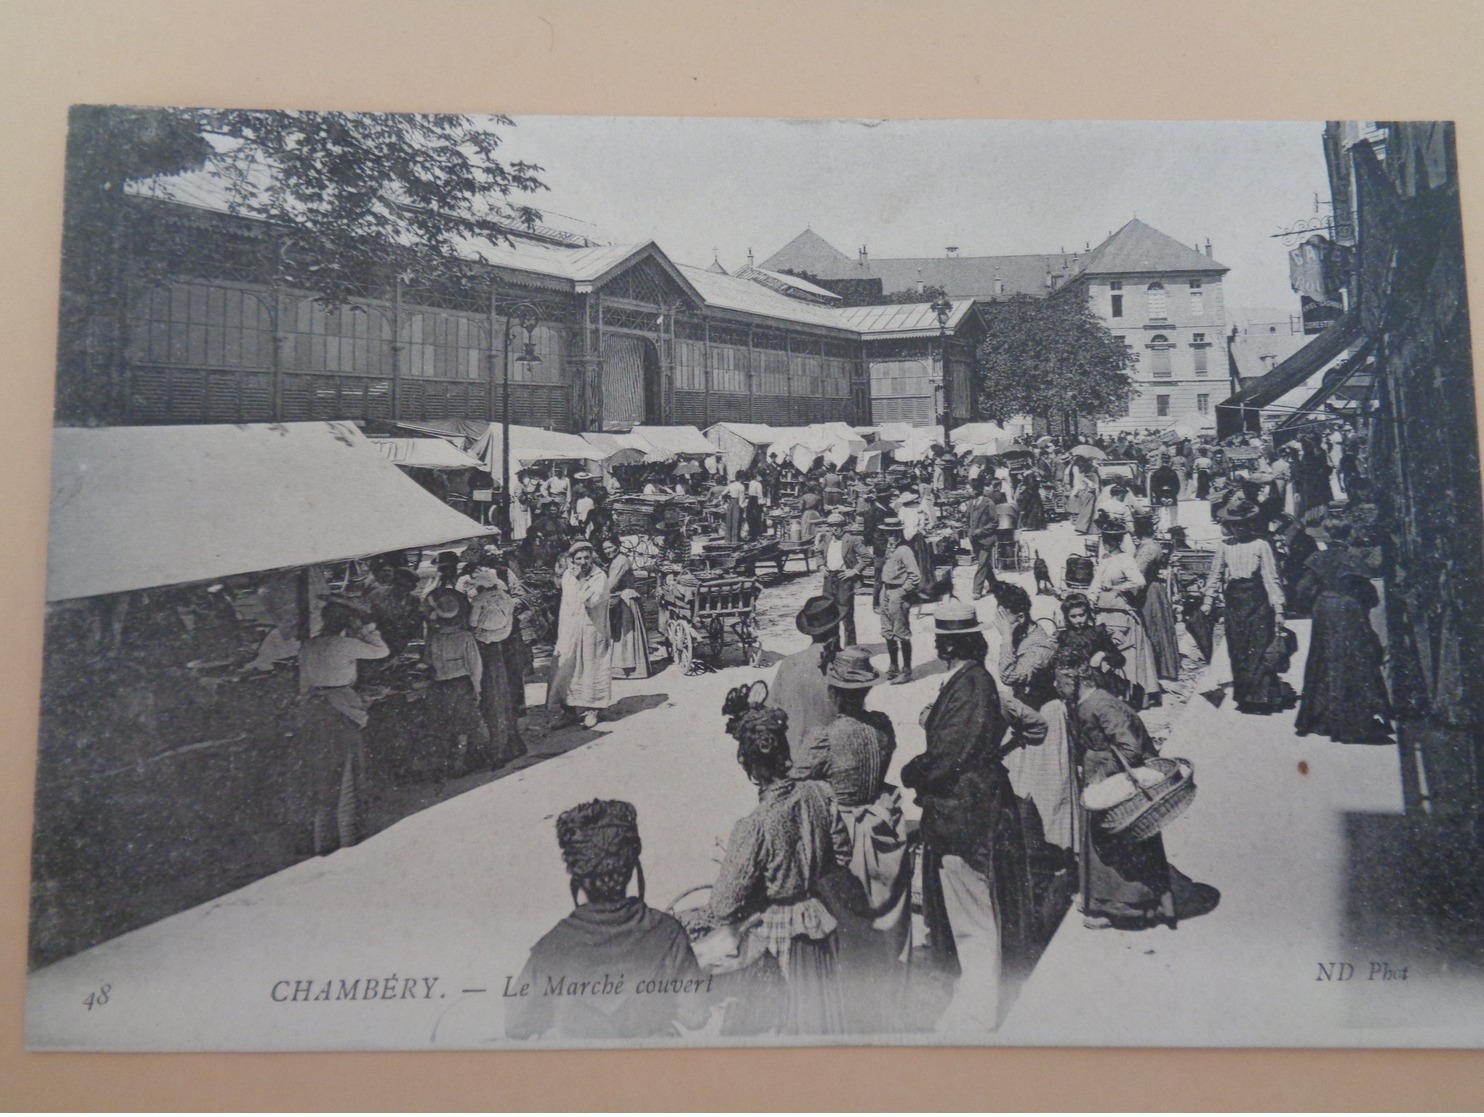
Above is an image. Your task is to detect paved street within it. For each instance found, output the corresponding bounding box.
[27,501,1484,1050]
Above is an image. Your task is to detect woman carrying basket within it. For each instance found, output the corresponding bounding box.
[1054,646,1175,931]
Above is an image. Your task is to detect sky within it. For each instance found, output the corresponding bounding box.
[492,117,1335,322]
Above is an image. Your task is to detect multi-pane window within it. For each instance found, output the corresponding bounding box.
[131,280,275,368]
[755,349,789,396]
[1156,394,1171,418]
[1146,282,1167,320]
[404,310,487,380]
[288,297,394,375]
[870,358,933,399]
[1149,334,1172,378]
[1189,278,1205,318]
[822,357,852,397]
[674,339,706,391]
[1192,332,1208,375]
[1197,393,1210,415]
[789,352,823,397]
[1109,280,1124,319]
[709,344,749,394]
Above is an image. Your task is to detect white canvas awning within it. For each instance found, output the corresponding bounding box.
[627,425,714,459]
[467,424,611,470]
[368,437,484,471]
[47,422,494,602]
[950,422,1015,456]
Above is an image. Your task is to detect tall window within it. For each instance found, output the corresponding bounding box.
[1109,280,1123,319]
[1192,332,1208,375]
[675,339,706,391]
[1197,393,1210,415]
[404,310,487,380]
[1146,282,1167,320]
[1156,394,1171,418]
[1149,334,1172,378]
[1189,278,1205,318]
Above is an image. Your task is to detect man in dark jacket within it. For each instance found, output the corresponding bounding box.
[1148,456,1182,531]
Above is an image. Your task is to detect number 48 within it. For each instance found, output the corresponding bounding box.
[83,983,110,1010]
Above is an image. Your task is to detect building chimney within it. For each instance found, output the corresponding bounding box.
[1205,238,1213,257]
[859,245,869,269]
[946,246,959,258]
[747,248,754,268]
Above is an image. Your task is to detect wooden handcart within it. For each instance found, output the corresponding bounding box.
[658,573,763,672]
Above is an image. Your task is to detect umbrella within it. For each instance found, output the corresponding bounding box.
[998,445,1034,459]
[1070,444,1107,460]
[1035,435,1056,446]
[673,460,702,475]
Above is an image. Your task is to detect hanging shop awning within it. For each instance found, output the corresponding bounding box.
[1216,315,1364,438]
[47,422,493,602]
[1273,344,1378,432]
[368,437,485,471]
[627,425,715,458]
[390,418,490,445]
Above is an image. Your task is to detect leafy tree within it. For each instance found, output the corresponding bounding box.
[973,293,1135,426]
[58,106,548,420]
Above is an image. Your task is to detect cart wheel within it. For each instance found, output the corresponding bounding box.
[708,616,725,661]
[668,620,694,670]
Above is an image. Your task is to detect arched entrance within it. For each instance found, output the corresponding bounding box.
[600,333,661,429]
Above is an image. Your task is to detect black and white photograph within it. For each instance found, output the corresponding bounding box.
[23,108,1484,1052]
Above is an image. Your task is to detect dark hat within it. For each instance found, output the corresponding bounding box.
[318,593,369,614]
[796,594,843,636]
[1219,496,1264,523]
[824,645,882,689]
[933,597,986,634]
[556,799,641,879]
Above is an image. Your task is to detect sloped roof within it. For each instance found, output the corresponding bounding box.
[1220,315,1364,411]
[1227,327,1313,382]
[1077,218,1228,276]
[47,422,491,601]
[736,266,843,302]
[833,299,977,338]
[863,253,1071,299]
[675,264,850,330]
[759,229,857,276]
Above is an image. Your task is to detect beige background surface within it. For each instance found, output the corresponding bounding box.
[3,0,1484,1108]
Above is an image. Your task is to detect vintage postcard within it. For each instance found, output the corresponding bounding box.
[24,110,1484,1052]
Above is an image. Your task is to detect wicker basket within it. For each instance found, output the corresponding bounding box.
[1092,755,1196,843]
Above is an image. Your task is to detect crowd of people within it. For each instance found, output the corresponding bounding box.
[332,419,1391,1038]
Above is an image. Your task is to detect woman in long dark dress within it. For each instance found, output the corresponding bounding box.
[1053,646,1175,930]
[1293,516,1392,743]
[1016,473,1048,532]
[902,599,1039,1033]
[1131,513,1181,681]
[1200,497,1295,714]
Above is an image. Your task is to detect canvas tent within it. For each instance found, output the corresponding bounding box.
[950,422,1016,457]
[368,437,485,471]
[47,422,493,603]
[704,422,865,474]
[626,425,714,460]
[467,423,611,472]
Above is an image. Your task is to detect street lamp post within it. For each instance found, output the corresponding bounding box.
[500,302,542,539]
[931,295,954,451]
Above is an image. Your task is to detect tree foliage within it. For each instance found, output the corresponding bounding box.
[973,293,1136,423]
[64,105,548,299]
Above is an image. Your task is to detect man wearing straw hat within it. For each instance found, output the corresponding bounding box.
[546,539,613,730]
[816,512,869,646]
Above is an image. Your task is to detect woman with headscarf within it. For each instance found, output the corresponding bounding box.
[546,539,613,730]
[1067,456,1100,535]
[1130,512,1181,681]
[901,599,1042,1033]
[1293,514,1392,743]
[1053,646,1176,930]
[992,582,1076,856]
[507,799,711,1040]
[790,646,909,1030]
[1088,520,1162,709]
[1201,497,1295,715]
[291,598,389,856]
[601,537,650,680]
[711,707,851,1036]
[468,562,529,767]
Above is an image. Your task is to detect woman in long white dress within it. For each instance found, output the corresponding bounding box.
[545,540,613,729]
